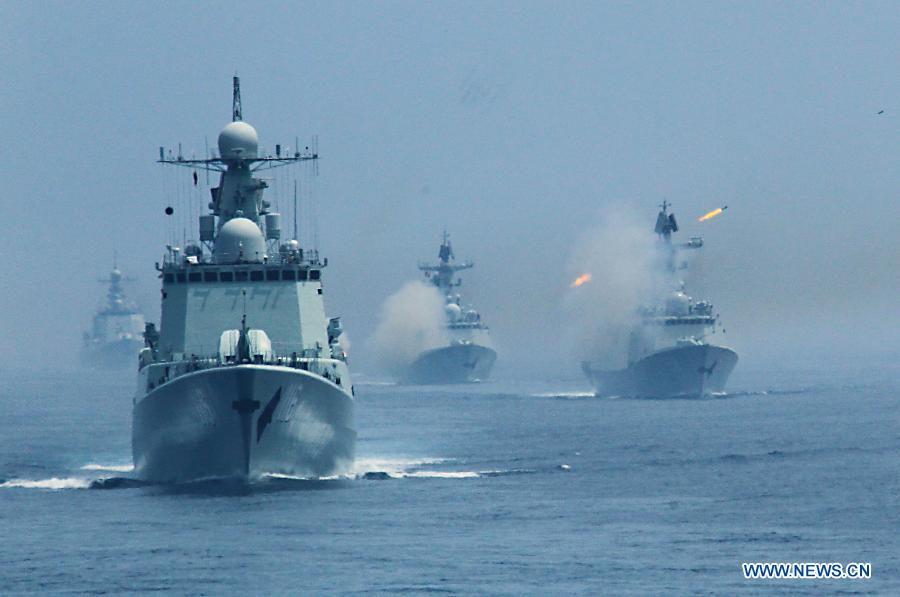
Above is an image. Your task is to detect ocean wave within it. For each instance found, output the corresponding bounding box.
[0,462,138,491]
[351,456,447,478]
[0,477,92,490]
[586,387,815,400]
[1,457,535,490]
[80,463,135,473]
[256,457,454,482]
[89,477,148,490]
[350,456,535,480]
[723,387,813,398]
[533,391,596,400]
[360,467,536,480]
[402,470,481,479]
[261,472,321,481]
[258,469,496,483]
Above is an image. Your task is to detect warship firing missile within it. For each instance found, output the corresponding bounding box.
[581,201,738,398]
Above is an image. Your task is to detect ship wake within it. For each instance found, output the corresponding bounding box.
[348,456,536,480]
[0,462,143,491]
[0,456,540,492]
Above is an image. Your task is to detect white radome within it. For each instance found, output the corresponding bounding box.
[665,290,691,316]
[445,303,462,322]
[218,121,259,160]
[214,217,267,263]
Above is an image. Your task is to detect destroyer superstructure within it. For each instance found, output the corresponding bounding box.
[82,264,146,368]
[400,232,496,384]
[133,77,355,482]
[581,202,738,397]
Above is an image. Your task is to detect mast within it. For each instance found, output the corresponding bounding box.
[293,180,299,241]
[232,75,242,122]
[652,201,703,274]
[418,231,473,293]
[157,78,319,237]
[654,200,678,242]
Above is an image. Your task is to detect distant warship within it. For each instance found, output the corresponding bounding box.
[82,264,146,368]
[582,202,738,398]
[133,77,355,482]
[400,233,496,384]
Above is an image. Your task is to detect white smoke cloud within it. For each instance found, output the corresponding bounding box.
[372,280,449,375]
[564,204,668,370]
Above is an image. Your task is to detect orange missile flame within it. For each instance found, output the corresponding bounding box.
[570,273,592,288]
[698,206,727,222]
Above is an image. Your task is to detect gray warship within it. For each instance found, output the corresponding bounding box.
[401,233,496,384]
[581,202,738,398]
[133,77,355,483]
[82,264,146,368]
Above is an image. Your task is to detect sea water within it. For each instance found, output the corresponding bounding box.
[1,363,897,594]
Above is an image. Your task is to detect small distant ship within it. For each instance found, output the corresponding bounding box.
[82,264,146,368]
[582,202,738,398]
[400,232,497,384]
[132,77,355,483]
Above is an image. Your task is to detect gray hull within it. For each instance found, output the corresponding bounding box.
[133,365,355,483]
[400,344,496,384]
[583,344,738,398]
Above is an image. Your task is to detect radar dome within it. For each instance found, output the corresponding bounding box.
[218,121,258,160]
[445,303,462,322]
[214,217,267,264]
[665,291,691,316]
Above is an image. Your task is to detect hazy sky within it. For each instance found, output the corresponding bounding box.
[2,1,897,374]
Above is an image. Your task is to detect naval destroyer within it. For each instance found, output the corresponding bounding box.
[400,233,496,384]
[82,264,146,368]
[133,77,355,482]
[581,202,738,398]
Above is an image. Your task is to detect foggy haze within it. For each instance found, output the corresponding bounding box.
[1,1,897,376]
